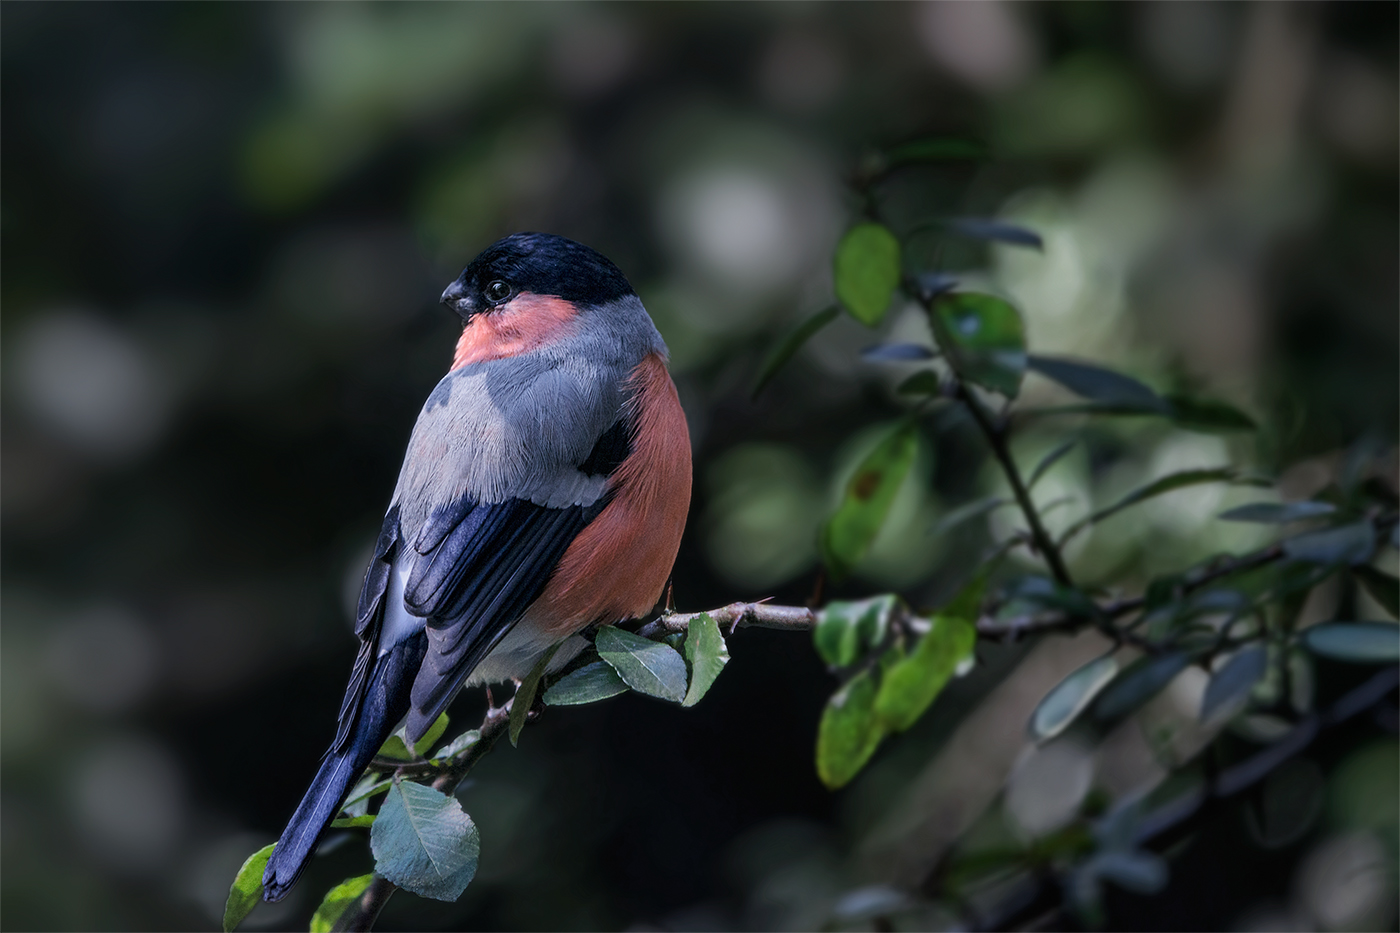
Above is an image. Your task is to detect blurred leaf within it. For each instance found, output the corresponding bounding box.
[834,224,902,326]
[1061,468,1237,543]
[329,815,376,830]
[432,729,481,762]
[885,137,987,165]
[1030,655,1119,741]
[413,712,450,757]
[1026,356,1165,411]
[376,733,414,761]
[1163,394,1257,433]
[1300,622,1399,663]
[1092,851,1168,894]
[861,342,937,362]
[596,627,687,703]
[873,616,975,732]
[896,371,942,396]
[1027,439,1078,491]
[946,218,1043,250]
[932,292,1027,397]
[371,780,479,902]
[1003,575,1100,618]
[509,644,558,746]
[682,613,730,707]
[1093,653,1191,721]
[542,661,629,706]
[929,496,1006,538]
[1218,501,1336,523]
[1283,521,1376,567]
[816,669,886,788]
[1245,760,1325,849]
[943,569,990,623]
[814,595,899,668]
[1355,565,1400,618]
[911,271,960,301]
[343,777,393,813]
[752,305,839,398]
[223,843,275,933]
[821,424,919,581]
[308,874,374,933]
[1200,646,1267,722]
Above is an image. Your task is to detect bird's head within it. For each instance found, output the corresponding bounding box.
[440,233,635,323]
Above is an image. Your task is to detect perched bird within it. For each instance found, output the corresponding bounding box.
[262,233,691,901]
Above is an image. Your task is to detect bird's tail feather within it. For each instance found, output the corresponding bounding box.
[262,631,427,903]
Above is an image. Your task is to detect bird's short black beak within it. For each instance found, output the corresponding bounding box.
[440,279,477,321]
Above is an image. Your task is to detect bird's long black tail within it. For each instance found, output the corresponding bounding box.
[262,631,427,903]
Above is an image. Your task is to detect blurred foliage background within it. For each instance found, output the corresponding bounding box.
[2,3,1396,931]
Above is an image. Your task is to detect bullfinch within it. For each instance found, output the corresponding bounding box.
[262,233,691,901]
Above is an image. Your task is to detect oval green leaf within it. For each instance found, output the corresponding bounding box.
[873,616,976,732]
[370,780,480,902]
[309,873,374,933]
[1026,356,1165,411]
[1218,501,1335,524]
[223,842,275,933]
[820,425,919,581]
[1300,622,1400,663]
[1163,394,1257,433]
[814,595,898,668]
[932,292,1027,397]
[1354,565,1399,618]
[542,660,630,706]
[595,626,688,703]
[1200,646,1267,722]
[682,612,730,707]
[1030,654,1119,741]
[834,223,901,326]
[1284,521,1376,567]
[1093,652,1191,722]
[816,669,887,789]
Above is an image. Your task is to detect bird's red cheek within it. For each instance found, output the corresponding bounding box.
[452,293,579,368]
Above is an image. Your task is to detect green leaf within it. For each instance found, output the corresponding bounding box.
[432,729,481,762]
[308,873,374,933]
[1026,356,1166,411]
[816,669,886,789]
[1002,575,1100,618]
[595,627,688,703]
[376,734,414,761]
[895,370,941,396]
[413,712,450,757]
[371,780,480,902]
[1027,439,1078,491]
[1200,646,1268,722]
[931,292,1027,397]
[873,616,976,732]
[509,644,559,746]
[329,814,376,829]
[1355,565,1399,618]
[1300,622,1399,663]
[682,613,730,707]
[1163,394,1257,433]
[834,224,902,326]
[814,595,899,667]
[542,661,630,706]
[1093,653,1191,721]
[820,424,919,581]
[342,776,393,814]
[946,218,1043,250]
[884,137,987,165]
[1060,468,1237,543]
[928,495,1006,538]
[1029,655,1119,741]
[861,342,936,363]
[1218,501,1336,523]
[222,843,275,933]
[1283,521,1376,567]
[752,305,839,399]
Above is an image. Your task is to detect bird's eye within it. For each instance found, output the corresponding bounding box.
[485,280,512,303]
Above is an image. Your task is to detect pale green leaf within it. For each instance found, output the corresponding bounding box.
[371,780,480,902]
[596,627,688,703]
[682,613,730,707]
[309,874,374,933]
[223,843,275,933]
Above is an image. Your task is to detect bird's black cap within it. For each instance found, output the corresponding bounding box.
[441,233,635,319]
